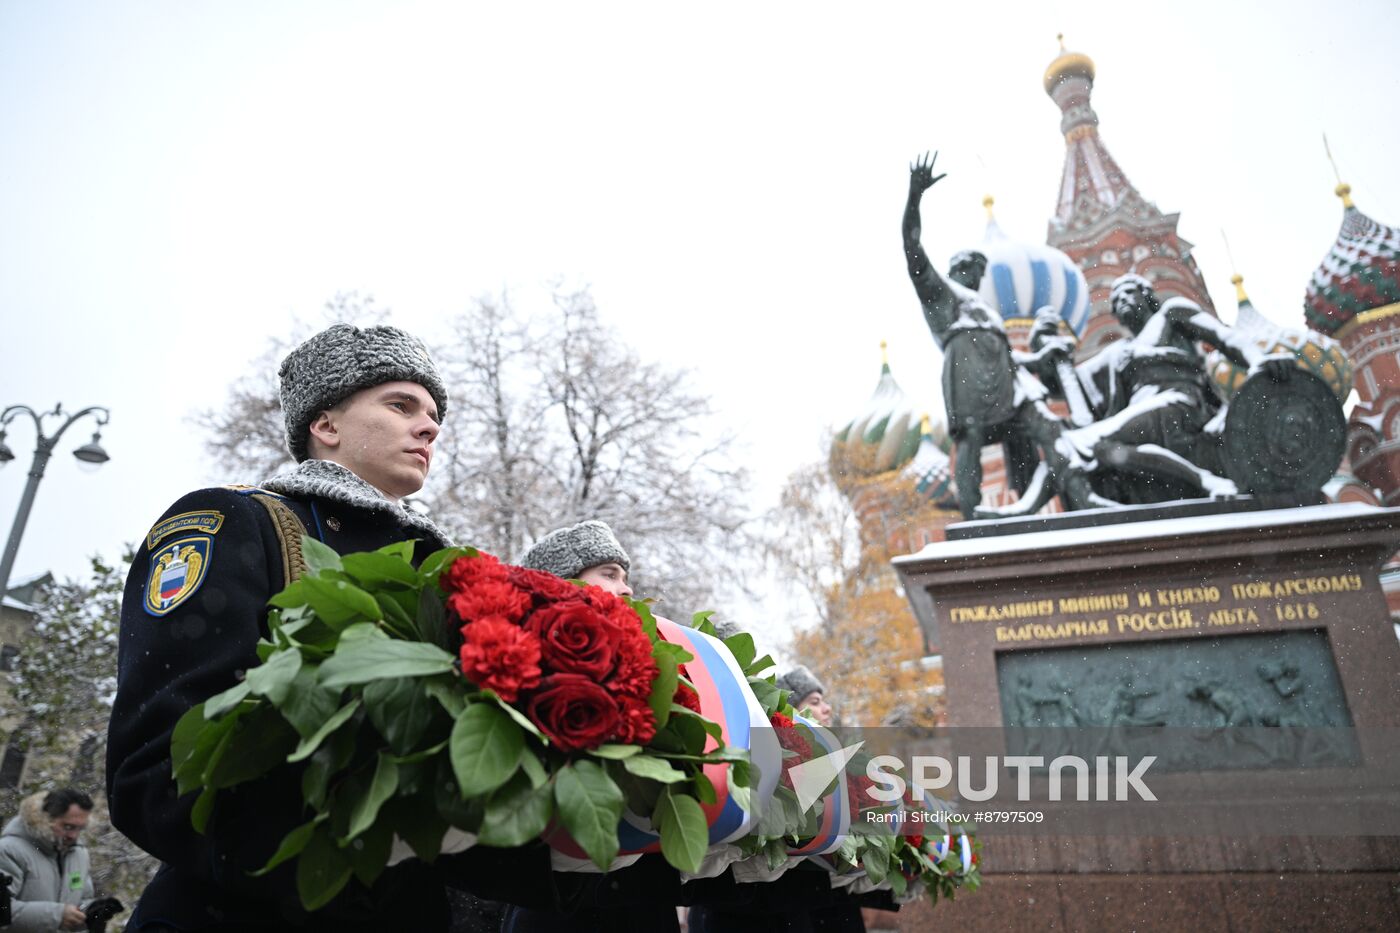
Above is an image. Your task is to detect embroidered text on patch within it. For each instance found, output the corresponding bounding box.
[146,510,224,549]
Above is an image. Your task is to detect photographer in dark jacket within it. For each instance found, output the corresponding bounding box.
[106,324,486,931]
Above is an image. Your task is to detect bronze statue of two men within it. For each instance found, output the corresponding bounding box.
[903,152,1332,520]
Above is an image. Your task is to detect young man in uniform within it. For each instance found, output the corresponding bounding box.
[106,324,460,931]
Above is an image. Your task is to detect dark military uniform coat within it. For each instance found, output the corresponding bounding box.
[107,461,464,932]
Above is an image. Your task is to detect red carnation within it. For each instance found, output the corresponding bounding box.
[607,632,659,700]
[459,617,543,702]
[906,833,925,852]
[441,552,509,593]
[770,713,813,789]
[526,602,616,679]
[508,566,587,604]
[674,676,702,715]
[615,695,657,745]
[447,579,533,625]
[526,673,622,752]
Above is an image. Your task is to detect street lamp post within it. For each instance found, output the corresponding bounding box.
[0,403,112,620]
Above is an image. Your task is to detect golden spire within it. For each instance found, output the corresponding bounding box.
[1221,230,1247,302]
[1324,134,1355,208]
[880,339,889,367]
[982,194,995,220]
[1057,33,1066,52]
[920,413,932,436]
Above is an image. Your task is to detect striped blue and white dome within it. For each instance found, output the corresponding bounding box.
[973,214,1091,335]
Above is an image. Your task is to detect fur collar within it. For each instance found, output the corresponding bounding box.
[7,793,57,853]
[260,460,451,549]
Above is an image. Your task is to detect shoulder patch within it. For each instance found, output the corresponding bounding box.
[147,510,224,549]
[144,536,214,617]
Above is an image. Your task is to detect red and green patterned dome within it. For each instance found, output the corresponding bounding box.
[1304,184,1400,336]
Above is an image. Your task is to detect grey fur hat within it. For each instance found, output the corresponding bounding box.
[520,520,630,580]
[279,323,449,462]
[778,665,826,702]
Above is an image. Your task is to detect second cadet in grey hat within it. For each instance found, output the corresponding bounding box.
[279,323,450,462]
[520,520,630,580]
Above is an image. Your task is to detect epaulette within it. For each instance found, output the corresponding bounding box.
[225,485,308,584]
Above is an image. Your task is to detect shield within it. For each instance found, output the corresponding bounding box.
[1222,369,1345,495]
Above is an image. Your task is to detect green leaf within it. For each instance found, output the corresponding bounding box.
[302,535,344,575]
[621,755,688,784]
[726,768,751,814]
[748,677,781,714]
[588,744,642,760]
[244,648,302,706]
[302,575,383,626]
[190,786,217,833]
[268,580,309,609]
[288,698,362,763]
[424,679,466,718]
[730,756,752,788]
[745,654,777,677]
[554,760,623,870]
[302,727,356,811]
[341,550,419,587]
[345,753,399,841]
[415,586,451,650]
[654,788,708,874]
[647,644,680,731]
[477,772,554,847]
[374,591,417,634]
[296,825,354,911]
[365,678,435,755]
[490,693,546,741]
[172,702,228,790]
[690,610,716,635]
[723,632,756,671]
[346,818,393,888]
[319,640,455,688]
[251,819,319,876]
[418,545,477,582]
[281,666,342,739]
[519,746,549,789]
[204,680,252,720]
[628,597,659,640]
[693,770,717,805]
[450,704,523,797]
[206,707,299,790]
[390,739,449,766]
[383,795,450,863]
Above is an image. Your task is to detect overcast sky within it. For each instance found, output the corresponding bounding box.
[2,0,1398,595]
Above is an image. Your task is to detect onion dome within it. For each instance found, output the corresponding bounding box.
[1208,273,1353,402]
[902,414,956,505]
[832,344,925,477]
[1043,34,1094,93]
[976,196,1092,334]
[1304,183,1400,337]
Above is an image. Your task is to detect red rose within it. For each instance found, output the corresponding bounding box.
[615,695,657,745]
[447,579,533,625]
[526,602,616,678]
[507,566,586,604]
[441,552,509,593]
[459,618,543,702]
[906,833,925,851]
[526,673,622,752]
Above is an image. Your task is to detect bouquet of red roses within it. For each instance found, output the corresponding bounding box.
[171,541,730,910]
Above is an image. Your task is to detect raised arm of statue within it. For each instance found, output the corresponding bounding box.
[903,151,957,345]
